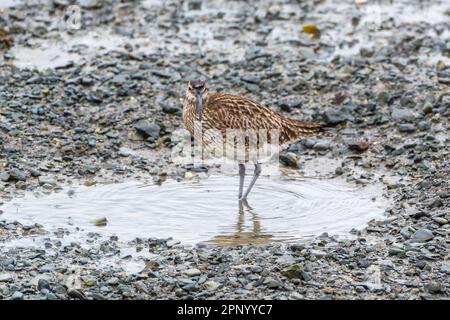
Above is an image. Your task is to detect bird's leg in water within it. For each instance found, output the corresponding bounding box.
[240,163,261,201]
[238,163,245,199]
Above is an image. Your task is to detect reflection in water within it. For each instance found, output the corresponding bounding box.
[0,176,387,245]
[207,199,274,246]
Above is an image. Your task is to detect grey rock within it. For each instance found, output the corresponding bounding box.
[184,268,201,277]
[8,168,27,181]
[11,291,24,300]
[411,229,434,242]
[0,172,9,182]
[263,277,281,289]
[38,278,50,291]
[441,261,450,274]
[323,109,346,125]
[424,282,442,294]
[162,102,181,114]
[134,120,161,141]
[76,0,103,9]
[67,288,88,300]
[397,123,416,133]
[0,273,13,282]
[391,108,415,122]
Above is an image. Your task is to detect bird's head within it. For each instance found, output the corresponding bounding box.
[186,79,208,121]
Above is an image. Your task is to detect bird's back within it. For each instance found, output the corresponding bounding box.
[202,92,327,144]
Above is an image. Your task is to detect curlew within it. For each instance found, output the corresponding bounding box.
[183,79,331,201]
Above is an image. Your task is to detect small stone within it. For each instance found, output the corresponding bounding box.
[134,120,161,141]
[0,172,9,182]
[391,108,415,122]
[313,139,331,151]
[81,276,97,287]
[76,0,103,9]
[279,152,298,167]
[118,147,132,157]
[388,243,405,256]
[424,282,442,294]
[282,264,304,279]
[382,176,401,189]
[267,4,281,16]
[263,277,281,289]
[162,102,180,114]
[38,278,51,291]
[94,218,108,227]
[187,0,202,10]
[441,261,450,274]
[11,291,23,300]
[184,268,201,277]
[397,123,416,133]
[432,217,448,225]
[323,109,346,125]
[166,239,181,247]
[347,138,369,152]
[67,288,88,300]
[204,280,220,291]
[310,249,327,258]
[411,229,434,242]
[422,102,433,114]
[0,273,13,282]
[8,168,27,181]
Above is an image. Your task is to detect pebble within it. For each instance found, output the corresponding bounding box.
[11,291,24,300]
[184,268,202,277]
[279,152,298,167]
[391,108,415,122]
[411,229,434,242]
[0,273,13,282]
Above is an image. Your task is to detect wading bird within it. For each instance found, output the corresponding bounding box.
[183,79,331,201]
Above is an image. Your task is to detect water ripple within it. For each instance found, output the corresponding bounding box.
[1,175,387,245]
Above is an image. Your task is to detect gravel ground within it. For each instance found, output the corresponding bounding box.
[0,0,449,300]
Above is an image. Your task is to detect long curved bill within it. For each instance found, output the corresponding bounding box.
[195,90,203,122]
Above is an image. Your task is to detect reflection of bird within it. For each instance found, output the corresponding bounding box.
[207,200,273,246]
[183,79,331,200]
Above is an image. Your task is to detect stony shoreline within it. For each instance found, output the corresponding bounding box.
[1,0,449,299]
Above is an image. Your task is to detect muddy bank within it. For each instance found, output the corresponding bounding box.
[0,0,449,300]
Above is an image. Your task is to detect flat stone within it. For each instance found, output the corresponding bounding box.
[411,229,434,242]
[0,273,13,282]
[391,108,415,122]
[11,291,24,300]
[323,109,346,125]
[134,120,161,141]
[263,277,281,288]
[184,268,202,277]
[432,217,448,225]
[441,261,450,274]
[397,123,416,133]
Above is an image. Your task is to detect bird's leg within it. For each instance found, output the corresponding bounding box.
[240,163,261,201]
[238,163,245,199]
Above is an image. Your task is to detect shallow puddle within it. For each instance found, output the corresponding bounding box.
[0,175,387,246]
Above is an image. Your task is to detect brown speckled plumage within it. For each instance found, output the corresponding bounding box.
[183,83,329,147]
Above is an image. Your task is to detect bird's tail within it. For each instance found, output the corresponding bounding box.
[284,118,335,138]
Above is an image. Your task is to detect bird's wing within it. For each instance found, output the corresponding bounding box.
[203,93,327,144]
[204,93,284,131]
